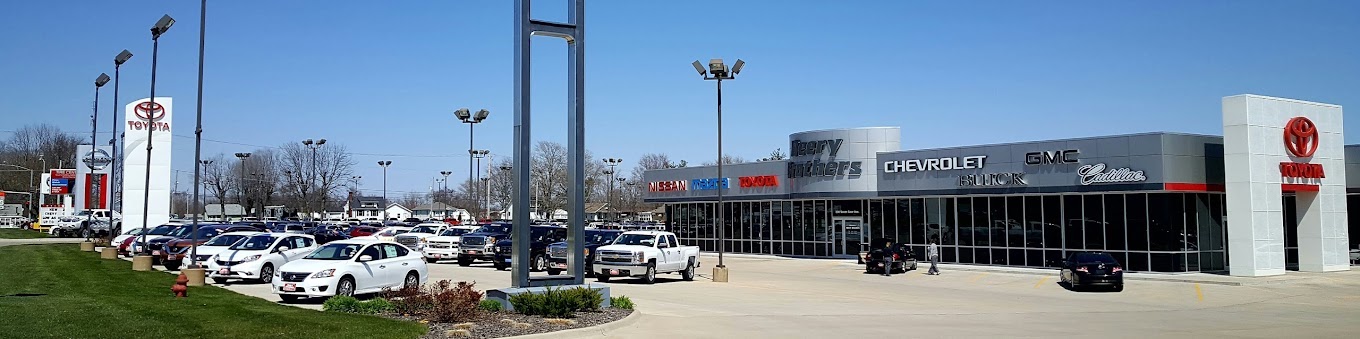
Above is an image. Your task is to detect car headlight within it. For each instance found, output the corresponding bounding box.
[311,269,335,278]
[584,248,590,256]
[633,252,644,263]
[487,237,497,243]
[241,254,262,262]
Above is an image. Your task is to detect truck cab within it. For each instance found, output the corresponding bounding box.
[593,231,700,284]
[491,225,566,271]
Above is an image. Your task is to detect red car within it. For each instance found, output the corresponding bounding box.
[348,226,379,238]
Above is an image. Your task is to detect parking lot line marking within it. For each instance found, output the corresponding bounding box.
[1195,284,1204,302]
[970,273,988,283]
[1034,277,1048,288]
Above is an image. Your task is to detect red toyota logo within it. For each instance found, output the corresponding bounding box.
[1283,117,1318,158]
[134,102,166,122]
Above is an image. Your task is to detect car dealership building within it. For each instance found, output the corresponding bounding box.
[643,95,1353,276]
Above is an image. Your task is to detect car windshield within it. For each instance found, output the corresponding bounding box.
[123,228,144,236]
[230,235,277,250]
[165,226,192,237]
[411,226,441,234]
[587,231,619,244]
[380,229,409,236]
[612,234,656,246]
[305,243,363,260]
[478,225,510,234]
[1072,253,1118,264]
[192,227,223,239]
[439,228,471,237]
[147,225,176,236]
[204,234,249,246]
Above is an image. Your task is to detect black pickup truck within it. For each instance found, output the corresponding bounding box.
[545,229,623,276]
[491,225,566,271]
[456,224,510,266]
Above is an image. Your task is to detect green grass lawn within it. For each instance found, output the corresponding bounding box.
[0,228,48,239]
[0,245,427,338]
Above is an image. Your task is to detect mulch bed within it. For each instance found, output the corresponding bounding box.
[388,308,633,339]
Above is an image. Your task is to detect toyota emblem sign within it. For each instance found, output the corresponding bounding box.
[128,101,170,132]
[1283,116,1318,158]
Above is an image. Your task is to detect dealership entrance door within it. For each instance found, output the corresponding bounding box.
[833,217,864,257]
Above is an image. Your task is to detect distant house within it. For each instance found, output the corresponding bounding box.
[345,196,387,220]
[203,204,245,220]
[411,203,471,221]
[584,202,612,222]
[385,203,412,220]
[638,206,665,222]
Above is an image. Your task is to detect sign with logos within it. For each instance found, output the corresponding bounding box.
[690,178,730,190]
[83,148,112,170]
[648,180,688,192]
[788,138,863,178]
[1279,116,1322,189]
[122,97,174,233]
[883,156,986,173]
[1077,163,1147,185]
[1025,150,1079,165]
[958,172,1028,187]
[738,175,779,188]
[75,145,112,211]
[49,169,76,195]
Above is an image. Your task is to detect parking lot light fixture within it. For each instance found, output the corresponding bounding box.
[378,161,392,222]
[111,49,133,223]
[693,57,744,281]
[138,14,175,260]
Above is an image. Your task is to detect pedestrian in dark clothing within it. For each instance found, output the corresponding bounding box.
[881,240,896,276]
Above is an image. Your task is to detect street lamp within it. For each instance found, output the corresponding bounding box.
[440,170,451,220]
[378,161,392,222]
[137,14,175,259]
[615,177,626,221]
[499,165,512,218]
[480,177,490,220]
[624,181,636,221]
[188,0,209,276]
[455,108,489,211]
[471,150,489,220]
[234,153,250,220]
[110,49,132,218]
[302,138,325,219]
[86,73,110,240]
[693,57,743,280]
[602,158,622,222]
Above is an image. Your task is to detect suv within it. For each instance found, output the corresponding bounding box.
[491,225,566,271]
[546,229,623,276]
[456,224,510,266]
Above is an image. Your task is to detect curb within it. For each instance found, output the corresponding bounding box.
[504,309,642,339]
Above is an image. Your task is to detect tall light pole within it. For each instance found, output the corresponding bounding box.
[615,177,626,221]
[499,165,512,219]
[234,153,250,220]
[624,181,636,221]
[602,158,622,222]
[187,0,208,273]
[440,170,451,220]
[200,160,214,220]
[89,73,110,240]
[378,161,392,222]
[480,177,490,220]
[471,150,489,220]
[137,14,176,258]
[692,57,744,280]
[302,138,325,219]
[455,108,489,211]
[110,49,132,218]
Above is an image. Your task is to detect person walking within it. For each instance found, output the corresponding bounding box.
[881,240,897,277]
[927,238,940,275]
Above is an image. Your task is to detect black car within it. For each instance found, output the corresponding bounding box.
[457,224,511,266]
[545,229,623,276]
[303,226,351,244]
[862,238,917,274]
[491,225,567,271]
[143,225,192,263]
[1057,252,1124,291]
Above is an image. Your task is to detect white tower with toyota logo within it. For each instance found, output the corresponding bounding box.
[121,97,173,233]
[1223,94,1348,276]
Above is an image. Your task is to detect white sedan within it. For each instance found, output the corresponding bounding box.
[206,233,317,284]
[186,231,266,265]
[272,239,429,301]
[111,228,145,249]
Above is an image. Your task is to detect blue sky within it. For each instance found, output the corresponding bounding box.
[2,0,1358,196]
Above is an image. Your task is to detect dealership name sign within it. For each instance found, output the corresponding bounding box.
[787,139,862,178]
[1077,163,1147,185]
[649,175,779,192]
[1279,116,1323,188]
[883,155,986,173]
[958,172,1027,187]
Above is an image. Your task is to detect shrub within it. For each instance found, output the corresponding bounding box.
[323,295,361,313]
[479,299,502,313]
[429,281,485,323]
[610,296,634,310]
[357,298,396,314]
[564,287,603,312]
[508,287,605,318]
[388,286,434,316]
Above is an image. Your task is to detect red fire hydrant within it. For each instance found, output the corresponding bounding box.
[172,273,189,298]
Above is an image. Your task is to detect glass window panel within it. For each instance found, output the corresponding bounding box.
[1182,195,1198,252]
[973,197,990,247]
[992,248,1007,266]
[1105,194,1126,251]
[1192,193,1212,252]
[1208,194,1225,251]
[1043,196,1063,252]
[958,198,974,246]
[1127,194,1149,251]
[958,246,975,264]
[1148,194,1183,251]
[1025,196,1043,248]
[1026,249,1043,267]
[771,201,783,242]
[1127,252,1149,272]
[910,199,926,245]
[1064,195,1084,250]
[942,246,957,263]
[894,199,910,244]
[814,200,829,243]
[801,201,814,242]
[1151,253,1187,272]
[943,198,957,245]
[1187,249,1201,271]
[974,247,990,265]
[998,197,1017,248]
[869,200,884,239]
[1045,250,1062,267]
[1083,194,1104,250]
[1009,249,1024,266]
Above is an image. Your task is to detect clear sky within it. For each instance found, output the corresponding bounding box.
[2,0,1358,197]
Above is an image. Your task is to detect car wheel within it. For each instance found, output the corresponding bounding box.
[493,262,507,271]
[643,263,656,284]
[336,276,356,297]
[164,261,181,271]
[280,294,300,302]
[547,268,562,276]
[1112,284,1124,292]
[532,254,547,272]
[681,259,695,281]
[596,274,610,283]
[259,264,274,284]
[425,258,438,264]
[211,277,228,285]
[404,272,420,290]
[458,258,472,267]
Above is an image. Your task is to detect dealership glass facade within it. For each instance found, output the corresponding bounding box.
[665,192,1230,273]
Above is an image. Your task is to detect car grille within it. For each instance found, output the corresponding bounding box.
[550,246,567,259]
[216,259,247,266]
[147,243,165,251]
[461,236,485,246]
[194,255,212,262]
[427,241,453,248]
[169,246,191,254]
[280,272,309,282]
[395,236,420,248]
[597,250,635,263]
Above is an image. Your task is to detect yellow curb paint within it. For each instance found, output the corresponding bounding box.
[1034,277,1049,288]
[1195,284,1204,302]
[970,273,988,283]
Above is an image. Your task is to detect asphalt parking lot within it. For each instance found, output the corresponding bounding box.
[179,251,1360,338]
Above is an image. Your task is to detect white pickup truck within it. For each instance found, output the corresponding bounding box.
[49,210,121,238]
[593,231,700,284]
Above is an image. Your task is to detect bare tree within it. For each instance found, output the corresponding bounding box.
[0,124,82,219]
[277,142,354,218]
[702,154,746,166]
[531,141,569,217]
[758,148,786,162]
[202,155,231,219]
[399,192,426,210]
